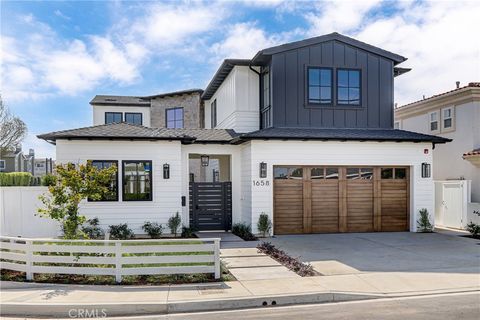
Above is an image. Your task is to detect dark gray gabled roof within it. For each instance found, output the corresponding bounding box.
[89,95,151,106]
[236,127,451,144]
[143,88,203,99]
[37,123,237,144]
[201,59,252,100]
[252,32,407,65]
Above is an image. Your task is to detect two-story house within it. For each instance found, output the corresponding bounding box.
[395,82,479,229]
[39,33,449,235]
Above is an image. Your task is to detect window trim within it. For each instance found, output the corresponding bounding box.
[88,160,119,202]
[105,112,123,124]
[125,112,143,125]
[306,66,334,106]
[211,99,217,128]
[441,106,455,132]
[0,159,5,170]
[122,160,153,202]
[429,110,440,133]
[336,68,362,107]
[165,107,184,129]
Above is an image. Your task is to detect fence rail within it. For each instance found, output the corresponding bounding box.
[0,236,221,283]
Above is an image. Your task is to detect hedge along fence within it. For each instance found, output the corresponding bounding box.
[0,172,40,186]
[0,236,221,283]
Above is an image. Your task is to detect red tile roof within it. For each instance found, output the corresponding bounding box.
[399,82,480,109]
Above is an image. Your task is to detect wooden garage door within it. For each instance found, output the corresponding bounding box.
[273,166,409,234]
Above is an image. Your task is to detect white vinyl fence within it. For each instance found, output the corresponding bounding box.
[0,187,60,237]
[0,236,220,282]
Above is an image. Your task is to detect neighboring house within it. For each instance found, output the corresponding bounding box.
[0,147,35,175]
[33,158,55,177]
[395,82,480,228]
[39,32,449,235]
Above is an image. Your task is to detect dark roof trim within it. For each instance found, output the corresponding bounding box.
[143,88,203,99]
[201,59,252,100]
[252,32,407,65]
[394,67,411,77]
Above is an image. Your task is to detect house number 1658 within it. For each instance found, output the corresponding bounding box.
[253,180,270,187]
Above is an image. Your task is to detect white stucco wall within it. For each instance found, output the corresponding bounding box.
[244,140,434,233]
[400,101,480,201]
[92,105,151,127]
[56,140,182,233]
[204,66,260,133]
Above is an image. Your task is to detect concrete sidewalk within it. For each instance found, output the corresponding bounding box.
[1,269,478,318]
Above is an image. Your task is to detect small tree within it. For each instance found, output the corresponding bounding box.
[417,208,433,232]
[168,212,181,237]
[257,212,272,237]
[38,162,117,239]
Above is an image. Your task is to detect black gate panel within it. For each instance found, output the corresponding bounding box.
[189,182,232,231]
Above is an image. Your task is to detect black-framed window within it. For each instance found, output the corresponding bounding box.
[125,113,142,125]
[211,99,217,128]
[337,69,361,105]
[105,112,122,124]
[122,161,152,201]
[261,69,272,129]
[308,67,332,104]
[166,107,183,128]
[89,160,118,201]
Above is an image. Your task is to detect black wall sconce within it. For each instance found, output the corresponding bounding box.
[421,162,431,178]
[259,162,267,178]
[200,155,209,167]
[163,163,170,179]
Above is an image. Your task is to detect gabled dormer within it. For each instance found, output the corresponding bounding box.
[203,32,410,132]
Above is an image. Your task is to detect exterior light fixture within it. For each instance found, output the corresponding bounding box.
[421,162,431,178]
[260,162,267,178]
[200,155,209,167]
[163,164,170,179]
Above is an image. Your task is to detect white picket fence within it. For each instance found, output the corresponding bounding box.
[0,236,220,282]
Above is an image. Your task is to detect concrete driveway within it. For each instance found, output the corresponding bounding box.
[268,232,480,275]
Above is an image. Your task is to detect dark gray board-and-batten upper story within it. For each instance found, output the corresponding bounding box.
[39,32,450,146]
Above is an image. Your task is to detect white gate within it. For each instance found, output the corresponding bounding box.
[434,180,471,229]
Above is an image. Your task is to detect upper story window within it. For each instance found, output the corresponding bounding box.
[308,67,332,104]
[429,111,439,132]
[211,99,217,128]
[442,107,454,130]
[105,112,122,124]
[123,160,152,201]
[262,70,270,108]
[0,160,5,171]
[166,107,184,129]
[89,160,118,201]
[125,113,142,125]
[394,121,401,130]
[337,69,361,105]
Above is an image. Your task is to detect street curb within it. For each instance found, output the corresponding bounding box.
[0,292,380,318]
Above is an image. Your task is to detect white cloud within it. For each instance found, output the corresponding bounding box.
[54,9,71,20]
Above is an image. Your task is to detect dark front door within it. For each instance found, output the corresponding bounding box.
[189,182,232,231]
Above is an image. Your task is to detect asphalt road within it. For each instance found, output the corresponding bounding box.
[3,292,479,320]
[144,292,479,320]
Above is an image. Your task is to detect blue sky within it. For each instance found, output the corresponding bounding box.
[1,0,479,158]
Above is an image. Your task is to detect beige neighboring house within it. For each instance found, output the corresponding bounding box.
[395,82,480,228]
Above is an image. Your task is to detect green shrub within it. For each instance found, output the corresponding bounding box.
[257,212,272,237]
[109,223,134,240]
[466,222,480,239]
[168,212,181,237]
[81,218,105,239]
[417,208,433,232]
[142,221,163,239]
[0,172,33,186]
[181,226,197,238]
[41,174,57,186]
[232,222,257,241]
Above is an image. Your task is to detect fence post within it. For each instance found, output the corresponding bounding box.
[25,239,33,281]
[115,242,122,283]
[214,239,220,279]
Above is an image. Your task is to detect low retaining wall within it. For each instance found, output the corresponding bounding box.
[0,236,221,282]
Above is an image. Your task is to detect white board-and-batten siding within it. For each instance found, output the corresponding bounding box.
[244,140,434,233]
[56,140,182,233]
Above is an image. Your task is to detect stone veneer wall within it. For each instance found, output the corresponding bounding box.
[150,93,203,129]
